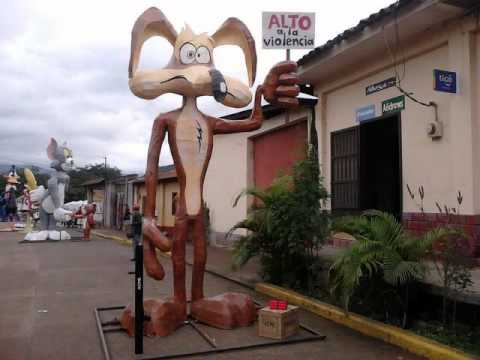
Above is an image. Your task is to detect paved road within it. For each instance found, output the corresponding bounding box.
[0,231,423,360]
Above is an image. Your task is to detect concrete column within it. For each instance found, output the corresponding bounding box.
[448,30,477,214]
[315,92,330,208]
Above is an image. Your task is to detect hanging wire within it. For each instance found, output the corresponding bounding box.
[382,0,436,109]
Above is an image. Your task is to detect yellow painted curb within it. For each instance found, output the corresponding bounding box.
[92,231,172,257]
[256,283,476,360]
[92,231,132,247]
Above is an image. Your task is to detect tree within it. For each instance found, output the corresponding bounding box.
[66,163,122,202]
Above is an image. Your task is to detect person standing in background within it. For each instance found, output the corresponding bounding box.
[5,188,18,223]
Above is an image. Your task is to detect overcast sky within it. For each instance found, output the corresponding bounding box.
[0,0,393,174]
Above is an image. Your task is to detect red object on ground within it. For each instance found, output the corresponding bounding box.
[269,300,278,309]
[277,300,288,310]
[269,299,288,310]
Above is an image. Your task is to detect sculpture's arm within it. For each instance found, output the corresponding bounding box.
[144,117,167,219]
[142,116,172,280]
[210,85,264,135]
[210,60,299,135]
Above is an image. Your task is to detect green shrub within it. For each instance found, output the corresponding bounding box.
[228,153,330,294]
[329,210,451,327]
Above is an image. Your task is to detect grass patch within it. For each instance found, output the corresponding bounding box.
[410,321,480,356]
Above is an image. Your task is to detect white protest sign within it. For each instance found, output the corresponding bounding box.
[262,12,315,49]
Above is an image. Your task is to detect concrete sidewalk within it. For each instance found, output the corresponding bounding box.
[93,227,263,287]
[0,230,424,360]
[95,228,480,304]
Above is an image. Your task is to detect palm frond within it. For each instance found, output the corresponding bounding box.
[329,210,431,310]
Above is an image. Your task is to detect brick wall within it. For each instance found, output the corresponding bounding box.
[402,212,480,257]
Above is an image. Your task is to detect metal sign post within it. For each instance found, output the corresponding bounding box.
[133,219,144,354]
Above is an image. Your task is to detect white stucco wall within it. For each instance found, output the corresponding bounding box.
[314,23,479,215]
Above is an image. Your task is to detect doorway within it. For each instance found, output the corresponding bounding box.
[330,114,402,218]
[360,115,402,218]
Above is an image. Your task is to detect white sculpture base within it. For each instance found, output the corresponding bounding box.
[24,230,71,241]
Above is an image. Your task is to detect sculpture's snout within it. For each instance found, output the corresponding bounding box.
[209,69,227,103]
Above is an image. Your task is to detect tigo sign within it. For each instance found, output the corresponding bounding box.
[262,12,315,49]
[382,95,405,115]
[434,69,457,93]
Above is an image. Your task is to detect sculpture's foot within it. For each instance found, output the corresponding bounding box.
[60,231,71,240]
[191,292,256,329]
[48,230,71,240]
[120,298,187,337]
[24,230,49,241]
[48,231,61,240]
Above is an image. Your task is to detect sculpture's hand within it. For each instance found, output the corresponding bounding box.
[143,217,171,252]
[142,217,172,280]
[53,207,73,221]
[262,60,299,109]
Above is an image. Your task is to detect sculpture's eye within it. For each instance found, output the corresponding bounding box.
[179,43,196,64]
[196,46,211,64]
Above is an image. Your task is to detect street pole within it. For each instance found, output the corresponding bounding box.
[103,156,107,228]
[133,216,144,354]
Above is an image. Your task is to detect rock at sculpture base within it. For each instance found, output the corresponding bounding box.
[191,292,256,329]
[121,293,255,337]
[120,298,187,337]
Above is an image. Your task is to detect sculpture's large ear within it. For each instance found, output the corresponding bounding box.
[129,7,178,78]
[212,18,257,87]
[47,138,58,160]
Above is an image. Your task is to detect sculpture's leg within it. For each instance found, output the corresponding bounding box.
[48,213,61,240]
[26,208,49,241]
[191,211,206,302]
[40,208,49,231]
[84,224,90,240]
[190,210,256,329]
[121,215,188,337]
[172,214,188,309]
[143,215,188,336]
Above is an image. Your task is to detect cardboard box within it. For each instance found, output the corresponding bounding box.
[258,305,299,339]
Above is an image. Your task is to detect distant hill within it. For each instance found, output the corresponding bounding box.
[0,163,53,175]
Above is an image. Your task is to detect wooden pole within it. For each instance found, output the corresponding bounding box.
[285,49,291,123]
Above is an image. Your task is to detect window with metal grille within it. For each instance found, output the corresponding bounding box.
[331,126,360,213]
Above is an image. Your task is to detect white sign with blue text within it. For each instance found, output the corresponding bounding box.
[262,12,315,49]
[356,104,376,123]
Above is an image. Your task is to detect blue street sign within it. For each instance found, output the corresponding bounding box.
[356,104,376,122]
[434,69,457,93]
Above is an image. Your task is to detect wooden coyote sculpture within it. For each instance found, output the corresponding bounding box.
[121,7,299,336]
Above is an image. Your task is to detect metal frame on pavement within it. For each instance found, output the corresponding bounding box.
[94,305,326,360]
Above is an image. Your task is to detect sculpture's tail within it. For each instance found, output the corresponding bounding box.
[143,222,172,280]
[24,168,38,191]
